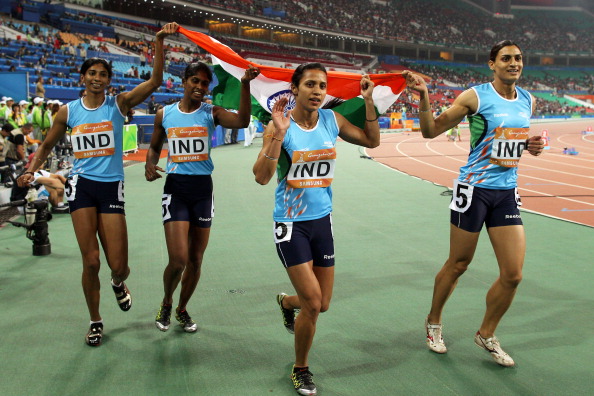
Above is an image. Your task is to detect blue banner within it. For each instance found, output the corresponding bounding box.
[0,72,29,102]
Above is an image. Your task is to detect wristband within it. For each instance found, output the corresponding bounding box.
[271,136,283,142]
[419,108,431,113]
[263,154,278,161]
[365,115,380,122]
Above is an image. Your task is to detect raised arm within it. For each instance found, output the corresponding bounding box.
[214,65,260,129]
[118,22,179,114]
[336,74,380,148]
[402,70,475,139]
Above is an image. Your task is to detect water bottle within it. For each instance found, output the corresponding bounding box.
[25,188,38,202]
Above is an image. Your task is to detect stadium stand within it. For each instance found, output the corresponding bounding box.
[0,0,592,121]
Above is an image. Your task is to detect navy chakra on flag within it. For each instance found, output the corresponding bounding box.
[267,90,296,113]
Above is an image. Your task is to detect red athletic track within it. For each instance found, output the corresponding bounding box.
[367,119,594,228]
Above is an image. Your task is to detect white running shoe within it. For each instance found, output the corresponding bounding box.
[474,332,515,367]
[425,317,447,353]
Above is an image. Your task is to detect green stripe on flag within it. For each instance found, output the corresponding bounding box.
[332,97,379,130]
[212,65,271,125]
[211,65,383,129]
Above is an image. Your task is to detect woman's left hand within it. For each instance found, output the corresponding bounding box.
[156,22,179,40]
[526,135,544,156]
[241,65,260,84]
[360,74,374,99]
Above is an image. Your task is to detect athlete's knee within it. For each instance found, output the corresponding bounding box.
[319,302,330,313]
[111,265,130,282]
[500,270,523,288]
[167,255,188,273]
[186,259,203,275]
[444,257,472,277]
[299,294,322,318]
[82,253,101,273]
[83,261,100,275]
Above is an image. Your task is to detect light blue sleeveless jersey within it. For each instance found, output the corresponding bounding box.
[163,102,215,175]
[67,95,125,182]
[274,109,339,222]
[460,83,532,189]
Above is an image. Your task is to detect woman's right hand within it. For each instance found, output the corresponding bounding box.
[145,163,164,181]
[271,97,290,138]
[402,70,428,94]
[17,173,34,188]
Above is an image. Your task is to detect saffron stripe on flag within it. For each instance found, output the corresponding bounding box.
[179,27,407,128]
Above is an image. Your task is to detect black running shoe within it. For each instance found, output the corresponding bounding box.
[112,280,132,311]
[51,205,70,214]
[155,304,172,332]
[291,366,316,396]
[277,293,296,334]
[85,323,103,347]
[175,308,197,333]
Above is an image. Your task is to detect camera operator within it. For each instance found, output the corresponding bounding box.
[1,123,28,166]
[1,123,30,197]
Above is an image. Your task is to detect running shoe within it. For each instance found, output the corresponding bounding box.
[425,317,447,353]
[85,322,103,347]
[291,366,316,396]
[277,293,296,334]
[155,304,172,332]
[51,205,70,214]
[474,331,515,367]
[111,280,132,311]
[175,308,198,333]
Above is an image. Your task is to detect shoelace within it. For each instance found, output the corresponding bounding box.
[89,325,102,337]
[296,370,314,385]
[485,339,500,352]
[157,307,171,320]
[177,310,192,323]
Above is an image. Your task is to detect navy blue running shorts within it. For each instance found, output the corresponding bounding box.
[451,186,522,233]
[66,175,125,214]
[161,173,214,227]
[274,213,334,268]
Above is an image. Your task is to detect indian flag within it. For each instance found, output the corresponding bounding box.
[179,27,406,128]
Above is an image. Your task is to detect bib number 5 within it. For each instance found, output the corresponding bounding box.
[449,179,474,213]
[273,221,293,243]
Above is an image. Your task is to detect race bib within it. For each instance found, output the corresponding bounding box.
[515,187,522,207]
[287,148,336,189]
[117,180,125,202]
[489,127,529,168]
[273,221,293,243]
[162,193,172,221]
[167,126,209,163]
[71,121,115,159]
[65,174,79,202]
[449,179,474,213]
